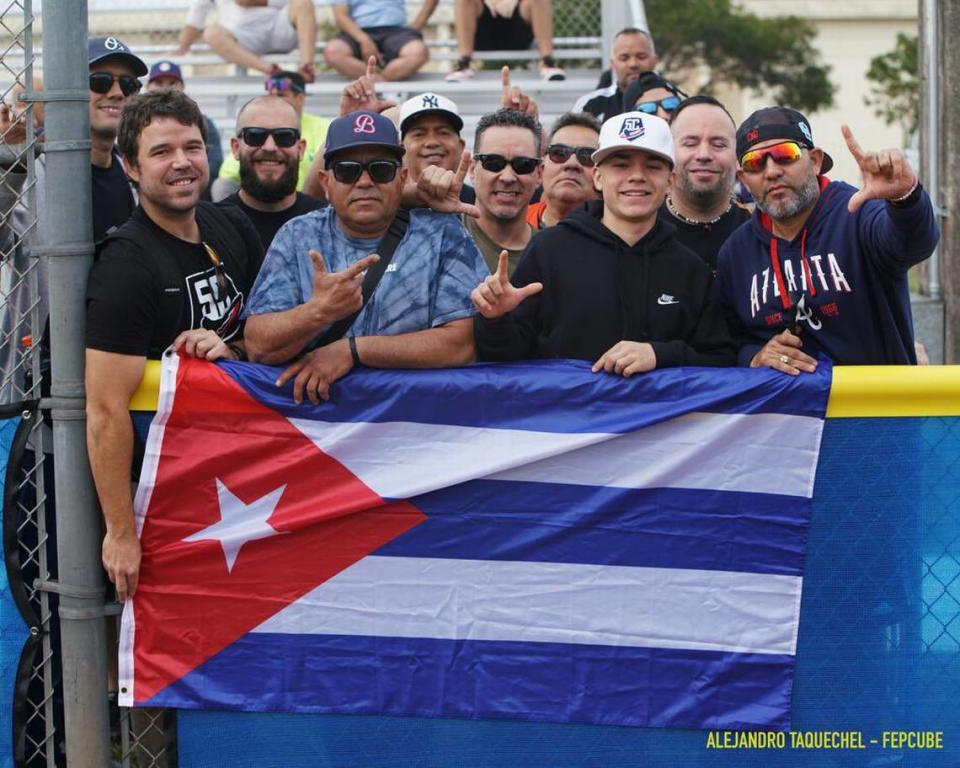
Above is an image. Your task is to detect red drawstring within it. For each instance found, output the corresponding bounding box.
[767,228,816,310]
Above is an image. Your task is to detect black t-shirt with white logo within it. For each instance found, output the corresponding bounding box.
[86,205,263,358]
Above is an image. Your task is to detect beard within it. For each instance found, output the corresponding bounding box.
[675,168,733,212]
[239,154,298,203]
[756,173,820,221]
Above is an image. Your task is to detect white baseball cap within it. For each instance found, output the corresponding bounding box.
[592,112,675,167]
[399,93,464,135]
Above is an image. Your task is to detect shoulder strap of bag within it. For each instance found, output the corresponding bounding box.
[313,208,410,348]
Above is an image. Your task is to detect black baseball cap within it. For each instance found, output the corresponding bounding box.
[622,72,684,111]
[88,36,148,77]
[736,106,833,173]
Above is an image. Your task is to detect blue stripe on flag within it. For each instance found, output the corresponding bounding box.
[219,359,832,433]
[146,633,794,731]
[376,480,808,576]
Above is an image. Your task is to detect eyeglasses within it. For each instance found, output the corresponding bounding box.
[740,141,804,174]
[545,144,595,167]
[331,158,401,184]
[89,72,141,97]
[473,153,541,175]
[239,127,301,148]
[634,96,682,115]
[265,77,305,95]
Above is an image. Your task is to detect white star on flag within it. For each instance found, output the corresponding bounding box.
[184,479,288,573]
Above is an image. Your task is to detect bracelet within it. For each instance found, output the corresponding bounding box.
[889,179,920,206]
[349,336,362,366]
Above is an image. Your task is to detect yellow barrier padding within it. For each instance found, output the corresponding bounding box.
[129,359,162,412]
[128,360,960,418]
[827,365,960,418]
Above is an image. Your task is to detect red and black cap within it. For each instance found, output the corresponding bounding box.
[736,106,833,173]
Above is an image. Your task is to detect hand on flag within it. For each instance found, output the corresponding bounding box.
[276,339,354,404]
[749,330,817,376]
[592,340,657,377]
[173,328,237,361]
[103,528,141,602]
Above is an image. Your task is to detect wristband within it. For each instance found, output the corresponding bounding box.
[349,336,362,366]
[889,179,920,207]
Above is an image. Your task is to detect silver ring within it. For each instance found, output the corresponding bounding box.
[779,354,789,364]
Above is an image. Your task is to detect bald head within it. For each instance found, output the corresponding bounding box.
[235,95,299,133]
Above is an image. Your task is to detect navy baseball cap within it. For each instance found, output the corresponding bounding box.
[324,111,405,164]
[88,36,148,77]
[148,60,183,84]
[736,106,834,173]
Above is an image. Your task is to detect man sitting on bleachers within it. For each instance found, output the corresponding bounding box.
[173,0,318,82]
[573,27,658,122]
[212,70,330,201]
[446,0,565,82]
[324,0,436,82]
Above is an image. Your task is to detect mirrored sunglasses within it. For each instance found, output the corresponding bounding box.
[265,77,305,95]
[239,127,301,148]
[545,144,595,167]
[331,158,401,184]
[89,72,141,97]
[634,96,682,115]
[740,141,804,174]
[474,153,541,175]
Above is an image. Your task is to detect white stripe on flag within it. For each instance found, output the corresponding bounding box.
[254,556,803,656]
[289,411,822,500]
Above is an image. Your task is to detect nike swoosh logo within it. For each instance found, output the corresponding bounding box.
[657,295,679,306]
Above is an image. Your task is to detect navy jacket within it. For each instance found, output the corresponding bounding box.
[715,179,939,366]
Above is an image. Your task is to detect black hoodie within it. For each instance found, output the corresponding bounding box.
[475,201,735,368]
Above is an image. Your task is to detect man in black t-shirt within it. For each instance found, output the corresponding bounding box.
[219,94,322,249]
[659,95,751,273]
[85,90,263,603]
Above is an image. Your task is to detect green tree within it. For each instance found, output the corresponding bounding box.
[864,33,919,142]
[645,0,835,113]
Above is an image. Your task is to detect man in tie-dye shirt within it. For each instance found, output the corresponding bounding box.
[244,110,488,405]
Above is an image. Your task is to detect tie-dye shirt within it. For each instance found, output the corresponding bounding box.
[244,207,487,346]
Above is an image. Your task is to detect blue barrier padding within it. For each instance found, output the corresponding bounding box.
[0,417,28,768]
[178,417,960,767]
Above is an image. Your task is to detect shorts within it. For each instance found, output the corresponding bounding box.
[475,5,533,51]
[229,8,298,56]
[335,26,424,63]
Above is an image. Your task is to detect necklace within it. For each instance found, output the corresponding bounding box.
[666,195,731,226]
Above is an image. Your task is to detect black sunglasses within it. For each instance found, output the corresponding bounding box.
[635,96,682,115]
[474,153,541,175]
[546,144,595,168]
[89,72,141,97]
[239,127,301,148]
[331,158,401,184]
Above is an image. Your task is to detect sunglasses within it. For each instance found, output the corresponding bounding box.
[331,158,401,184]
[474,153,541,175]
[545,144,595,167]
[740,141,804,174]
[634,96,682,115]
[265,77,305,95]
[239,127,301,148]
[89,72,141,97]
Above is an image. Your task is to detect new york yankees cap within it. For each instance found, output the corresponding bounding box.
[736,106,834,173]
[88,36,148,77]
[592,111,675,166]
[324,110,405,164]
[399,93,463,135]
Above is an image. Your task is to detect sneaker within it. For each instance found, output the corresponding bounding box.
[540,56,565,82]
[445,56,474,82]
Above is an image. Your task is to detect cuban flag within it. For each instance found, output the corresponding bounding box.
[119,354,830,730]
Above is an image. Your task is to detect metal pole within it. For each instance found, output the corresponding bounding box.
[39,0,111,765]
[922,0,941,300]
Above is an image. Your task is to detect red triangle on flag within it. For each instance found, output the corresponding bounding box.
[130,359,426,704]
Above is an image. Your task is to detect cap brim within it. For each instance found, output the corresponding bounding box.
[819,150,834,174]
[592,143,674,167]
[324,141,406,164]
[91,51,148,77]
[400,109,463,135]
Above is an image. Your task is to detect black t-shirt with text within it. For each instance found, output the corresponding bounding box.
[220,191,323,250]
[86,205,264,358]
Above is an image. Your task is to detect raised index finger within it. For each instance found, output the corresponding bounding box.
[366,55,378,80]
[495,249,510,282]
[500,65,511,93]
[454,148,471,188]
[841,124,865,163]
